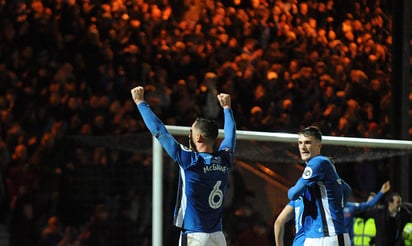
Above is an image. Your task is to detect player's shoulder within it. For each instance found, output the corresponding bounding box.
[311,155,331,162]
[218,147,232,152]
[306,155,326,167]
[309,155,334,168]
[180,144,193,152]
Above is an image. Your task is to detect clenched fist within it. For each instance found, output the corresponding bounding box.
[131,86,144,105]
[217,93,231,109]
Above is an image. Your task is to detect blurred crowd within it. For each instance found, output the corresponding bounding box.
[0,0,403,245]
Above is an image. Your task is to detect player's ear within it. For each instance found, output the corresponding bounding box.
[196,133,205,143]
[191,128,201,143]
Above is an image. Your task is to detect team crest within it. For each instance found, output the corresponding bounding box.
[302,167,313,179]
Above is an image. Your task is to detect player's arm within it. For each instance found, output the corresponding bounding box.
[288,164,318,200]
[217,93,236,152]
[356,181,390,211]
[274,204,294,246]
[288,158,323,200]
[131,86,183,161]
[288,177,309,200]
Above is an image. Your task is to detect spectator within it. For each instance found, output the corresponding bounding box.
[82,203,111,246]
[41,216,63,246]
[345,181,391,245]
[9,194,41,246]
[362,192,412,246]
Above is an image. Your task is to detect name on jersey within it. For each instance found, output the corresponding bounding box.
[203,164,229,173]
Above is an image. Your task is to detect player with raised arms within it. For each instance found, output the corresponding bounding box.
[131,85,236,246]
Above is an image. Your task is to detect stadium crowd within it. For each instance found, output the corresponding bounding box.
[0,0,404,245]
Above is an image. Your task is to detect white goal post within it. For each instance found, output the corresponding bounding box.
[151,125,412,246]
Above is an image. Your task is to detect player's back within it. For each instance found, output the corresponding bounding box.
[174,150,231,233]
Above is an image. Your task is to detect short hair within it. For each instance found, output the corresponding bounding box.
[298,126,322,141]
[385,192,401,205]
[194,118,218,141]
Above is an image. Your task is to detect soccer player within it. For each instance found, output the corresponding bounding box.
[274,196,305,246]
[131,85,236,246]
[288,126,352,245]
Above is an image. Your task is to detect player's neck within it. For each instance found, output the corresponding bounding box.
[196,144,214,153]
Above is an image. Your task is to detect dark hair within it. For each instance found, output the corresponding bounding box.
[298,126,322,141]
[385,192,401,205]
[194,118,218,141]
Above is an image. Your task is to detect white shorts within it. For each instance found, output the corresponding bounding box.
[304,233,350,246]
[179,231,227,246]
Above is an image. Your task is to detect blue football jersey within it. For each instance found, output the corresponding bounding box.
[288,155,352,238]
[137,102,236,233]
[289,197,305,246]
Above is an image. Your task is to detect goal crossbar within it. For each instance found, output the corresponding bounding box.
[166,125,412,149]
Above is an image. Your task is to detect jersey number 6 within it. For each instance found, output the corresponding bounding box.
[209,180,224,209]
